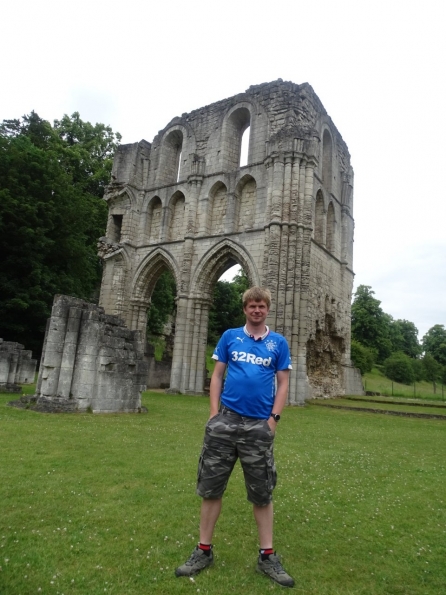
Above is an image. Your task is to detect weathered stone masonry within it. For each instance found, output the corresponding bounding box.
[0,339,37,392]
[98,79,363,403]
[33,295,148,412]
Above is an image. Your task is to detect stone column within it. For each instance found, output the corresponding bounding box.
[267,155,284,324]
[276,153,294,334]
[284,156,301,344]
[129,298,151,343]
[7,351,19,385]
[294,160,316,405]
[169,295,189,392]
[39,297,70,398]
[56,306,82,398]
[160,205,171,242]
[261,158,274,287]
[225,192,237,234]
[195,300,211,394]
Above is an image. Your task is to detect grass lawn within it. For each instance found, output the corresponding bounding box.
[1,389,445,595]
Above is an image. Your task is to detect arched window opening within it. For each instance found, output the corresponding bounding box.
[314,191,325,245]
[240,126,250,167]
[159,129,183,184]
[322,130,333,191]
[326,202,335,254]
[110,214,123,242]
[224,107,251,171]
[176,151,182,182]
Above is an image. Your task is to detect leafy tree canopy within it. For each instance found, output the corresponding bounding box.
[390,319,422,359]
[422,324,446,366]
[350,339,375,375]
[208,269,249,345]
[147,270,177,336]
[351,285,393,362]
[383,352,415,385]
[0,112,121,356]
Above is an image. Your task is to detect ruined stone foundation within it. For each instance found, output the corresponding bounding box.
[0,339,37,392]
[33,295,148,413]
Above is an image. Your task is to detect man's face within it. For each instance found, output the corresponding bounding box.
[243,299,270,326]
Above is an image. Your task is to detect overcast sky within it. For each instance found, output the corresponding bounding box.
[2,0,445,339]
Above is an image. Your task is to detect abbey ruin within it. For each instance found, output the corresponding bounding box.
[98,79,363,404]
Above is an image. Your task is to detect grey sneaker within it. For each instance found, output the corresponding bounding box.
[256,552,295,587]
[175,546,214,577]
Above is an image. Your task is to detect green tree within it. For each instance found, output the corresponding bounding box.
[383,352,415,385]
[208,271,249,345]
[422,353,442,393]
[147,270,177,335]
[350,340,375,375]
[422,325,446,366]
[391,319,421,358]
[0,112,121,355]
[351,285,393,363]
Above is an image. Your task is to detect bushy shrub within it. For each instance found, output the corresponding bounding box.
[350,340,375,375]
[411,358,424,382]
[383,352,415,385]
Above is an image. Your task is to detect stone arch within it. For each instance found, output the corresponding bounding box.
[236,174,257,231]
[167,190,186,241]
[326,201,336,254]
[191,239,259,300]
[129,248,180,339]
[146,196,162,243]
[322,129,333,192]
[132,248,180,304]
[208,181,228,235]
[314,189,325,245]
[221,104,252,170]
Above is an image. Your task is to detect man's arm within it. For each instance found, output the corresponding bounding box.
[267,369,290,431]
[209,360,227,418]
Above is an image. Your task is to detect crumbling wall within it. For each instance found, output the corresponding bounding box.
[34,295,148,412]
[0,339,37,392]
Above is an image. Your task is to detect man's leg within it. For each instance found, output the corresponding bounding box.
[253,502,273,549]
[200,497,222,544]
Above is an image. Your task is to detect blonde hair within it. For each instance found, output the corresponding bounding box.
[242,286,272,308]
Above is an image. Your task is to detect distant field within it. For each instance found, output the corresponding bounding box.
[1,388,445,595]
[362,367,446,401]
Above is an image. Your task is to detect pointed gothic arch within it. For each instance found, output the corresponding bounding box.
[191,239,259,300]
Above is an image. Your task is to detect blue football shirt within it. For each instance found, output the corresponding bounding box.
[212,326,292,419]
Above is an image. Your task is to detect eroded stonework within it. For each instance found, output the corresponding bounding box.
[0,339,37,392]
[99,79,364,402]
[33,295,148,412]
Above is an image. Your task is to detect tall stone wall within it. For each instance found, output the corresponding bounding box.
[0,339,37,392]
[34,295,148,412]
[98,79,363,402]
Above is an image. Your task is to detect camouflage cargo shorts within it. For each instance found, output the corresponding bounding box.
[196,407,277,506]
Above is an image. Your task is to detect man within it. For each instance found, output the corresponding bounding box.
[175,286,295,588]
